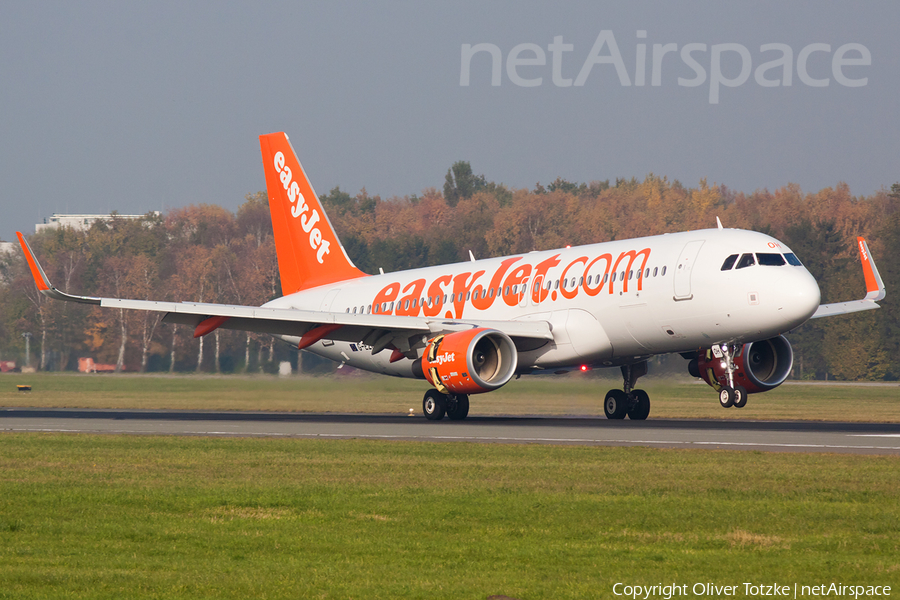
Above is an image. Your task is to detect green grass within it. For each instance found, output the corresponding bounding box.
[0,434,898,599]
[2,372,900,422]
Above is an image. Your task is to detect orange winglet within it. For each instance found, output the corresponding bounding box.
[194,316,231,338]
[17,232,50,292]
[296,323,342,350]
[857,237,885,301]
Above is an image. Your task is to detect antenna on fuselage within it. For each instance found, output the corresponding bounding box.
[469,250,476,262]
[716,217,724,230]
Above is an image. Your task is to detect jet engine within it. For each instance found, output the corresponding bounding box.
[422,328,518,395]
[689,335,794,394]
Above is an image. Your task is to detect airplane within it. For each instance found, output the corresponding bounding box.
[17,132,886,421]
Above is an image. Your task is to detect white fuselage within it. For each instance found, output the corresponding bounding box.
[263,228,821,378]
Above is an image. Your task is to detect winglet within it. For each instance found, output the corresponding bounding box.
[810,236,886,319]
[16,232,101,305]
[17,231,51,292]
[857,237,885,302]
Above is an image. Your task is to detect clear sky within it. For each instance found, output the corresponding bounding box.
[1,1,897,241]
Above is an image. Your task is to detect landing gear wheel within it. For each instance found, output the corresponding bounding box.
[732,385,748,408]
[423,389,446,421]
[627,389,651,420]
[446,394,470,420]
[718,387,735,408]
[604,389,628,420]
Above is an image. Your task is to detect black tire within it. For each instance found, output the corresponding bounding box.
[446,394,470,420]
[718,386,735,408]
[732,385,748,408]
[423,389,446,421]
[604,389,628,420]
[627,389,651,420]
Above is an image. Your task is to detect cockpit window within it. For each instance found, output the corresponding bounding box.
[721,254,738,271]
[735,253,756,269]
[757,253,786,266]
[784,253,803,266]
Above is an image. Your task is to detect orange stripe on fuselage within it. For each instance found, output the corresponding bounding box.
[368,247,652,319]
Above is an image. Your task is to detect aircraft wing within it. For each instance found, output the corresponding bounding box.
[16,232,552,355]
[810,237,886,319]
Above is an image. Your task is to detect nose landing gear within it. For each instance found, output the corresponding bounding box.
[604,362,651,420]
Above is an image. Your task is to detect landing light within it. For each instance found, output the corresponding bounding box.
[580,365,588,372]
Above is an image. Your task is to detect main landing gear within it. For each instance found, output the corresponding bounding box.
[604,362,651,420]
[712,344,748,409]
[422,388,470,421]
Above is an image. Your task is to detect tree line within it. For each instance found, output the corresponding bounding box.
[1,168,898,380]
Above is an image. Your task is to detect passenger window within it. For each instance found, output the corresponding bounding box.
[757,253,786,266]
[611,272,617,282]
[603,273,609,283]
[645,268,649,278]
[662,266,667,276]
[784,253,803,266]
[736,254,756,269]
[653,267,658,277]
[488,288,494,298]
[721,254,738,270]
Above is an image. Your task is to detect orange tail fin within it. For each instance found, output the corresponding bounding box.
[259,132,367,294]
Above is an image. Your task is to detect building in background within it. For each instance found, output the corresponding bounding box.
[35,212,160,233]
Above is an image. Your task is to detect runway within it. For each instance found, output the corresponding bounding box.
[3,408,900,455]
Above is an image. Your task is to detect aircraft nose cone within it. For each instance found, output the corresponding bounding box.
[774,269,821,327]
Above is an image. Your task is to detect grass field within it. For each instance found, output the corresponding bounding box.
[2,371,900,422]
[0,434,898,599]
[2,373,899,598]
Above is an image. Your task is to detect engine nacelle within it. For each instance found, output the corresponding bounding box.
[689,335,794,394]
[422,328,517,395]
